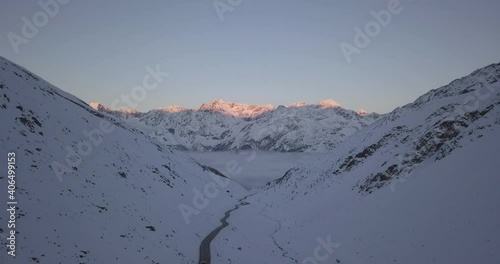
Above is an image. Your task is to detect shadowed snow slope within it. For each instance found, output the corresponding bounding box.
[213,62,500,264]
[0,57,247,264]
[2,55,499,264]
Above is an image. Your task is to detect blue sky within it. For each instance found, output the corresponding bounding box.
[0,0,499,113]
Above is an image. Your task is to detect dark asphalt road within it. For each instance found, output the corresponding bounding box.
[198,197,250,264]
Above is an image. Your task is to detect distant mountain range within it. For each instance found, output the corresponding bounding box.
[90,99,381,152]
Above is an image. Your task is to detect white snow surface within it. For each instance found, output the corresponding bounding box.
[1,55,499,264]
[0,57,248,264]
[187,151,323,190]
[212,62,500,264]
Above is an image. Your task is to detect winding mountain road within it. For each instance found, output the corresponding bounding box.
[198,197,250,264]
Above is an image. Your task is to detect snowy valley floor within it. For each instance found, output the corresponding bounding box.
[206,128,500,264]
[186,151,323,190]
[188,124,500,263]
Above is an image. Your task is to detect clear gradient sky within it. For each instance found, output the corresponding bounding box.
[1,0,499,113]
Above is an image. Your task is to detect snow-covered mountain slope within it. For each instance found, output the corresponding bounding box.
[92,99,380,152]
[212,62,500,263]
[198,99,274,117]
[0,57,247,264]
